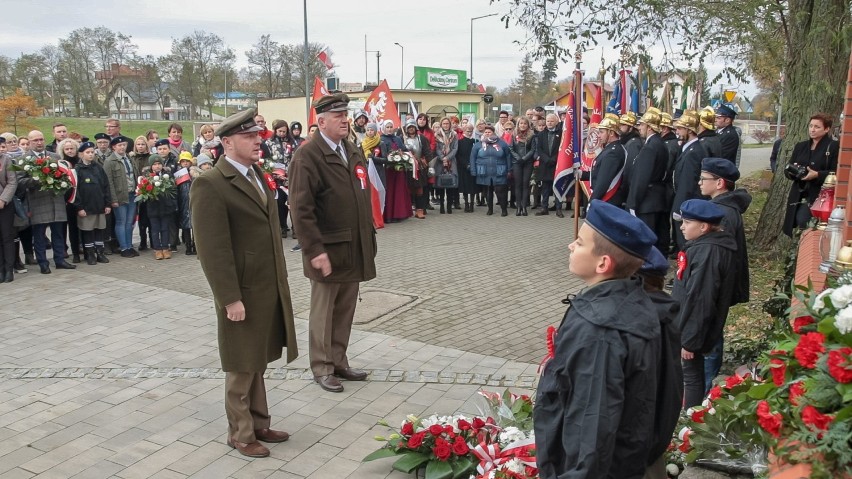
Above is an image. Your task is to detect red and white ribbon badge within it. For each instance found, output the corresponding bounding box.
[355,165,367,190]
[676,251,687,281]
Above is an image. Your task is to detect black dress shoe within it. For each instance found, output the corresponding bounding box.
[120,249,135,258]
[315,374,344,392]
[40,264,51,274]
[534,209,549,216]
[556,210,565,218]
[130,248,140,257]
[334,368,368,381]
[25,254,37,265]
[55,261,76,270]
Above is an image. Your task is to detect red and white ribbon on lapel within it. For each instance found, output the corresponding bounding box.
[57,160,78,203]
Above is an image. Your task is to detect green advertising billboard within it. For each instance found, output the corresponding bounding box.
[413,66,468,91]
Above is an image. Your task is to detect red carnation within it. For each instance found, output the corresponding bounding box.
[401,422,414,436]
[41,167,50,174]
[146,184,153,191]
[472,417,486,430]
[35,158,44,165]
[789,381,806,406]
[433,441,452,461]
[794,332,826,369]
[724,374,744,389]
[756,401,782,438]
[691,408,707,423]
[828,347,852,383]
[452,437,470,455]
[429,424,444,437]
[54,171,62,178]
[793,315,815,334]
[707,385,723,400]
[457,419,471,431]
[769,358,787,386]
[801,405,833,432]
[407,432,425,449]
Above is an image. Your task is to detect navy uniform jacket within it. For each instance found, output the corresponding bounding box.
[618,131,643,205]
[712,189,752,305]
[697,130,722,158]
[671,139,708,215]
[717,125,740,163]
[588,141,626,205]
[627,134,669,214]
[534,278,660,479]
[645,290,683,466]
[672,231,737,354]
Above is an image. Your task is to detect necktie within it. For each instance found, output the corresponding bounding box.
[336,144,347,165]
[122,156,133,176]
[245,168,266,202]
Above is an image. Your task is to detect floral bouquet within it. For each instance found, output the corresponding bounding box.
[255,159,282,191]
[472,426,537,479]
[387,150,415,172]
[475,390,534,433]
[364,414,489,479]
[135,173,176,202]
[14,156,73,195]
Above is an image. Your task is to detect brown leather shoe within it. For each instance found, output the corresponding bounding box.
[227,438,270,458]
[314,374,344,392]
[334,367,368,381]
[254,428,290,443]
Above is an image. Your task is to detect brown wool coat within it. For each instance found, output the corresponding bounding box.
[190,158,298,372]
[289,134,377,283]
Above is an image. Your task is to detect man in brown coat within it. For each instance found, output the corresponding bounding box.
[190,108,298,459]
[289,93,377,393]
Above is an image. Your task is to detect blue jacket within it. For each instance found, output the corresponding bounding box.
[469,138,512,186]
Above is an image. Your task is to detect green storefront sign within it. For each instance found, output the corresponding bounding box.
[414,66,468,91]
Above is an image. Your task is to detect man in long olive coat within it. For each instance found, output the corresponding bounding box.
[190,108,298,459]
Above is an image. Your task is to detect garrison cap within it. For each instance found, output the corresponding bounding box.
[640,247,669,277]
[585,199,657,260]
[94,133,110,141]
[215,108,264,138]
[313,93,350,114]
[701,157,740,182]
[679,199,724,224]
[715,103,737,118]
[109,136,131,147]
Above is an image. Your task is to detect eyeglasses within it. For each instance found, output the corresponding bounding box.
[105,125,118,129]
[699,176,718,182]
[499,116,508,119]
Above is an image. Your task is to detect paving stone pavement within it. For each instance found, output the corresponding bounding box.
[0,206,573,478]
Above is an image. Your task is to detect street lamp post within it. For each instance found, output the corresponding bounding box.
[394,42,404,90]
[470,13,498,88]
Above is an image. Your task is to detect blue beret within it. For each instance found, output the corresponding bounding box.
[715,103,737,118]
[78,141,95,153]
[640,247,669,276]
[109,136,131,147]
[585,200,657,260]
[680,199,724,224]
[94,133,109,141]
[154,139,170,148]
[701,157,740,182]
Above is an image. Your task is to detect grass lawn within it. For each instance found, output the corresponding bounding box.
[210,106,239,118]
[743,143,772,149]
[9,117,200,142]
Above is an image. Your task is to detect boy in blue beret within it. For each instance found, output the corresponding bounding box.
[673,199,737,407]
[535,199,662,478]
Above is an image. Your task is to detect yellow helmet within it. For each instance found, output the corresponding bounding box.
[597,117,620,133]
[178,151,195,164]
[619,111,638,127]
[673,110,699,133]
[659,112,674,129]
[698,106,715,130]
[604,112,620,123]
[636,107,662,132]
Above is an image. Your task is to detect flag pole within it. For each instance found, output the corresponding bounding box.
[573,48,583,240]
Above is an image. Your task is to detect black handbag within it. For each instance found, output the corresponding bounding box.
[436,173,458,189]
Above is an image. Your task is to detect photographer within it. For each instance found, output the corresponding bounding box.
[782,113,838,236]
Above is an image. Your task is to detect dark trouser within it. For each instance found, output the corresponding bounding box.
[539,180,559,210]
[437,188,457,209]
[33,222,67,267]
[276,191,289,231]
[80,228,105,246]
[703,337,724,393]
[513,162,533,209]
[683,353,705,408]
[169,214,179,248]
[0,205,15,272]
[138,202,151,247]
[413,187,429,210]
[65,204,81,255]
[19,226,33,255]
[105,211,115,244]
[637,211,671,255]
[150,216,172,250]
[486,183,508,208]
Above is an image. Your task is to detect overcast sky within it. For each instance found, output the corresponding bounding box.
[0,0,756,99]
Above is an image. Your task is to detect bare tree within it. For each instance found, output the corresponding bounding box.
[169,31,234,119]
[246,35,290,99]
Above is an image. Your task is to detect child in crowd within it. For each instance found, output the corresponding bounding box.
[197,154,213,172]
[142,155,177,260]
[672,199,737,407]
[534,199,661,478]
[175,152,200,255]
[72,142,112,265]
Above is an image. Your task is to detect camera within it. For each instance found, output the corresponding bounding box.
[784,163,808,181]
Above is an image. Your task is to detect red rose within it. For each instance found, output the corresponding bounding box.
[443,425,454,435]
[429,424,444,437]
[690,408,706,423]
[407,432,425,449]
[457,419,471,431]
[401,422,414,436]
[54,171,62,178]
[801,405,833,432]
[35,158,44,165]
[756,401,782,438]
[828,347,852,383]
[41,167,51,174]
[794,332,826,368]
[724,374,744,389]
[146,184,153,191]
[707,385,723,400]
[452,437,469,455]
[793,315,815,333]
[789,381,806,406]
[769,358,787,386]
[472,418,486,430]
[433,442,452,461]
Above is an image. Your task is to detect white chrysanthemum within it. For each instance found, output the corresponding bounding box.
[60,181,68,188]
[666,463,681,476]
[24,165,32,171]
[836,306,852,334]
[162,174,170,179]
[831,285,852,309]
[498,426,526,445]
[153,175,161,181]
[154,181,162,187]
[505,458,526,474]
[49,162,57,168]
[815,288,834,309]
[46,177,54,184]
